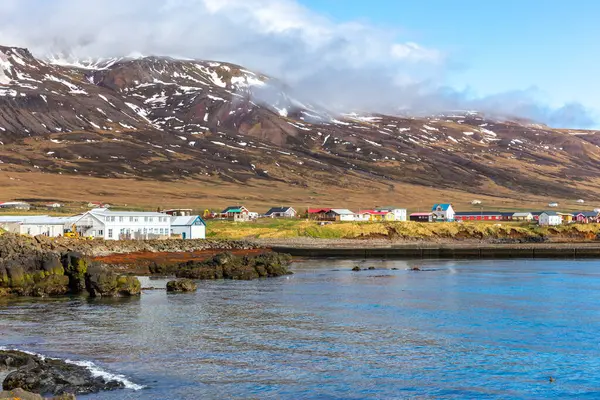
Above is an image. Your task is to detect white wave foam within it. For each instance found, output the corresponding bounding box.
[0,347,144,390]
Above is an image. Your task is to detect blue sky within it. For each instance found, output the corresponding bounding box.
[299,0,599,118]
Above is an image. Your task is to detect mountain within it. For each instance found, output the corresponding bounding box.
[1,44,600,210]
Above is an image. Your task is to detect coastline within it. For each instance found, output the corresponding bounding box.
[258,238,600,259]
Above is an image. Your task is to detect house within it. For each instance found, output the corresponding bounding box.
[375,207,407,221]
[265,207,297,218]
[330,209,356,221]
[163,209,193,216]
[74,208,171,240]
[538,211,562,226]
[358,210,395,222]
[0,216,79,237]
[0,201,31,210]
[171,215,206,239]
[308,208,333,221]
[548,202,559,208]
[431,204,455,221]
[454,211,506,222]
[557,212,574,224]
[512,212,534,221]
[87,202,110,209]
[410,212,433,222]
[221,206,250,219]
[577,199,585,204]
[46,202,62,209]
[575,211,599,223]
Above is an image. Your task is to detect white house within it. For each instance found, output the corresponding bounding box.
[330,209,356,221]
[512,212,534,221]
[0,201,31,210]
[74,208,171,240]
[431,204,455,221]
[171,215,206,239]
[375,207,407,221]
[538,211,562,226]
[0,216,78,237]
[264,207,297,218]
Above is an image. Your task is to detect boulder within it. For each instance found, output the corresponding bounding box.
[85,266,141,297]
[1,350,123,396]
[166,279,197,292]
[351,266,361,271]
[175,252,292,281]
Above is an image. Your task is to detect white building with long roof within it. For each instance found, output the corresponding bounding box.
[74,208,171,240]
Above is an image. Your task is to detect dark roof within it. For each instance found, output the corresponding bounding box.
[221,206,246,213]
[265,207,294,215]
[531,212,544,216]
[575,211,598,217]
[540,211,559,216]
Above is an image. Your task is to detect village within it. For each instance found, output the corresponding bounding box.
[0,199,598,241]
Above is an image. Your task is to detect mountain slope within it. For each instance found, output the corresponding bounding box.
[1,44,600,208]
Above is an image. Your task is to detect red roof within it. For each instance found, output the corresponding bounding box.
[308,208,332,213]
[358,210,389,215]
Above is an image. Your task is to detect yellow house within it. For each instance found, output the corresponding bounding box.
[359,210,395,221]
[557,212,573,223]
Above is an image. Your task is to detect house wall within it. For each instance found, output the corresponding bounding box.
[18,223,65,237]
[171,225,206,239]
[389,209,407,221]
[539,215,562,226]
[336,214,355,222]
[77,214,171,240]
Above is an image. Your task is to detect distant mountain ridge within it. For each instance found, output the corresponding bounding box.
[1,44,600,203]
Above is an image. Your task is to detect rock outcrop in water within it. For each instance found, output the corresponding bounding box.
[166,279,197,292]
[174,252,293,280]
[0,350,123,396]
[0,235,141,298]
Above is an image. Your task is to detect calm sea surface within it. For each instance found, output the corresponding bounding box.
[2,259,600,399]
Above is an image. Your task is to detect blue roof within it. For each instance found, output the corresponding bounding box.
[432,204,452,211]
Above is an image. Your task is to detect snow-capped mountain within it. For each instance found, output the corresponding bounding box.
[1,44,600,201]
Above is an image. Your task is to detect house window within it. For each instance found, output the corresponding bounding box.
[108,229,113,238]
[119,217,124,222]
[144,217,148,222]
[98,230,103,236]
[130,217,134,222]
[159,228,164,234]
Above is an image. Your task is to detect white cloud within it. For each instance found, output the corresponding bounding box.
[0,0,595,127]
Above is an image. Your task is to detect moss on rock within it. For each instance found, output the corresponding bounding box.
[86,266,141,297]
[166,279,198,292]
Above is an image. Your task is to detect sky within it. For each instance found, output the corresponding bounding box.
[0,0,598,127]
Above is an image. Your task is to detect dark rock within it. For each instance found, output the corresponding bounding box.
[1,350,124,396]
[391,268,399,270]
[351,266,361,271]
[166,279,197,292]
[61,253,87,294]
[409,266,421,271]
[175,252,292,280]
[368,266,375,270]
[85,266,141,297]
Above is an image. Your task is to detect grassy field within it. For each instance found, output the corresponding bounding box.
[206,218,600,240]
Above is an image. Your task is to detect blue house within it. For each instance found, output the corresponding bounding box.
[431,204,455,221]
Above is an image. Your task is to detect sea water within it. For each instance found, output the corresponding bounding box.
[2,259,600,399]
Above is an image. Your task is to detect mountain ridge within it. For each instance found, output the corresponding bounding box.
[1,44,600,208]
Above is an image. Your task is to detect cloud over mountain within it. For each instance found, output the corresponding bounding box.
[0,0,595,127]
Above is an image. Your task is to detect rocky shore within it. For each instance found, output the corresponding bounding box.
[0,234,291,298]
[0,350,123,397]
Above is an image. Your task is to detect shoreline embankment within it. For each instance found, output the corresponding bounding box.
[271,244,600,259]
